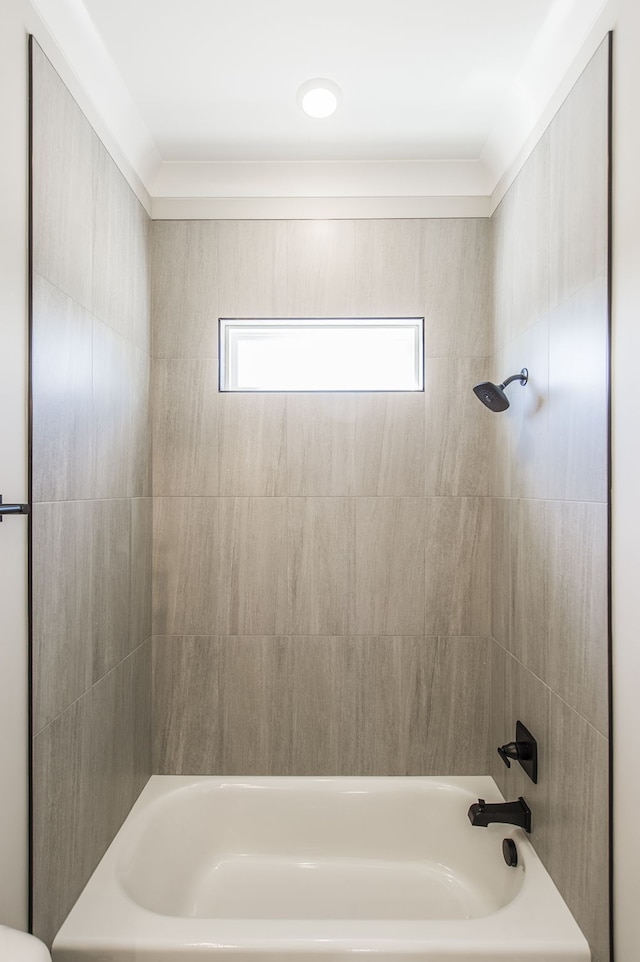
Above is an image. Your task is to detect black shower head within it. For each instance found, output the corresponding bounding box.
[473,369,528,412]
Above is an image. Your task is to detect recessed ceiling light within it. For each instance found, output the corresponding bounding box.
[297,78,342,119]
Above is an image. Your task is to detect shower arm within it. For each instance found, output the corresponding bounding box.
[499,369,528,389]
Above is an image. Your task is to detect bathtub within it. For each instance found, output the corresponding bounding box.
[52,776,589,962]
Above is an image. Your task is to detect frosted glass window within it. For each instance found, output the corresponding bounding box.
[219,318,424,392]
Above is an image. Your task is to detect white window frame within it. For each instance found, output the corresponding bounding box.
[218,317,424,392]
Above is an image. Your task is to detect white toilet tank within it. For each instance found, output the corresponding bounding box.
[0,925,51,961]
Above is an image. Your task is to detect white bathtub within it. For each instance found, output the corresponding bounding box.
[52,776,589,961]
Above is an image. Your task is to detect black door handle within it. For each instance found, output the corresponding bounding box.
[0,495,29,521]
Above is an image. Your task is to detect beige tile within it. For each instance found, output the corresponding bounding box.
[548,274,608,503]
[31,273,93,503]
[32,697,93,947]
[130,498,153,650]
[217,498,288,634]
[218,392,286,495]
[153,636,220,773]
[492,133,551,349]
[287,499,355,635]
[32,501,93,733]
[152,358,219,496]
[546,696,609,962]
[87,650,150,860]
[422,219,492,358]
[286,393,356,496]
[151,220,219,358]
[424,498,491,635]
[218,220,287,316]
[91,499,131,682]
[217,635,278,774]
[355,498,425,635]
[354,220,424,316]
[286,220,356,316]
[401,637,492,775]
[92,142,150,341]
[270,636,348,775]
[153,498,218,635]
[425,357,494,496]
[491,499,548,668]
[92,318,133,500]
[31,43,94,310]
[355,393,425,496]
[131,346,152,498]
[549,40,609,309]
[347,636,404,775]
[492,317,550,501]
[546,501,609,735]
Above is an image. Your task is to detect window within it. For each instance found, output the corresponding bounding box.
[219,318,424,392]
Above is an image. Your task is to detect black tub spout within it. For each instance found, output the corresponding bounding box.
[467,796,532,833]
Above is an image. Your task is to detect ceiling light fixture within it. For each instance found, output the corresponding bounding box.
[297,78,342,119]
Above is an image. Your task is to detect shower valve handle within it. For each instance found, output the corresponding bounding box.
[0,495,30,522]
[498,741,532,768]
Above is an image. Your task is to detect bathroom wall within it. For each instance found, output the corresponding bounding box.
[30,44,152,946]
[151,218,495,775]
[489,40,610,962]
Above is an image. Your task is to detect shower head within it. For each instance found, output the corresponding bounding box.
[473,369,528,412]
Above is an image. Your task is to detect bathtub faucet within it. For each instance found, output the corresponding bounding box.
[467,796,531,833]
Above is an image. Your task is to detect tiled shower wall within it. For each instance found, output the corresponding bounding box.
[151,218,496,774]
[30,44,152,946]
[489,41,610,962]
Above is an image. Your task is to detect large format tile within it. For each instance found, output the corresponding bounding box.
[130,498,153,650]
[91,499,131,682]
[355,498,425,635]
[424,357,493,496]
[546,695,609,962]
[492,316,550,501]
[130,346,152,498]
[218,392,286,495]
[153,636,220,774]
[424,498,491,635]
[87,651,149,860]
[152,358,219,496]
[549,39,609,309]
[492,133,551,349]
[218,220,287,317]
[31,43,94,311]
[286,393,356,496]
[286,220,357,316]
[354,393,425,496]
[151,220,219,358]
[548,274,608,503]
[91,318,133,500]
[92,142,149,341]
[287,499,355,635]
[546,500,609,735]
[490,498,548,667]
[32,501,93,734]
[31,273,93,503]
[217,498,288,634]
[32,697,92,947]
[153,498,218,635]
[400,637,492,775]
[422,219,492,358]
[353,220,424,317]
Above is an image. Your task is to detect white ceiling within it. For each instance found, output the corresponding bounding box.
[33,0,610,212]
[80,0,557,163]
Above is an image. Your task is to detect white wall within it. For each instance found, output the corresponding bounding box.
[0,0,31,930]
[610,0,640,958]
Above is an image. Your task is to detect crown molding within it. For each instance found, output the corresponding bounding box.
[31,0,615,219]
